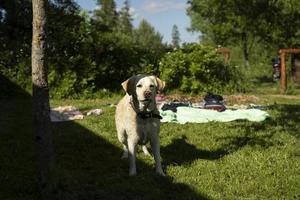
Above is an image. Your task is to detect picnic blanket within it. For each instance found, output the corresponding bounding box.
[50,106,84,122]
[50,106,103,122]
[160,107,270,124]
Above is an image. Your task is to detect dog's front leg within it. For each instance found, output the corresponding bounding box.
[150,137,165,176]
[128,138,138,176]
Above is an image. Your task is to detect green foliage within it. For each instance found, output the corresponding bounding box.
[1,0,300,98]
[134,19,165,53]
[187,0,300,65]
[269,0,300,48]
[0,0,32,93]
[46,4,98,99]
[1,60,32,93]
[118,0,133,34]
[48,62,97,99]
[93,0,118,31]
[159,44,245,94]
[133,19,166,75]
[0,0,167,99]
[92,31,138,89]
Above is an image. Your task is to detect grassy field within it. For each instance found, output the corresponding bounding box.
[0,94,299,200]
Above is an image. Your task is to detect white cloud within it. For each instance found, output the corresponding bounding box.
[142,0,187,13]
[174,2,187,10]
[94,5,101,10]
[129,7,139,19]
[142,1,169,13]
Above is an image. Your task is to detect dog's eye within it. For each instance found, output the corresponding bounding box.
[150,84,155,88]
[136,84,142,88]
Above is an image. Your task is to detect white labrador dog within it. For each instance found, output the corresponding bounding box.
[115,75,165,176]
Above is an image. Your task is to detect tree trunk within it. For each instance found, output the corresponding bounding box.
[292,54,300,84]
[32,0,54,196]
[242,36,250,67]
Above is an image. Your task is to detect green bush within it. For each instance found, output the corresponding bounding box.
[1,60,32,94]
[48,68,96,99]
[159,44,246,94]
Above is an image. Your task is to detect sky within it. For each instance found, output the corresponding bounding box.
[75,0,200,44]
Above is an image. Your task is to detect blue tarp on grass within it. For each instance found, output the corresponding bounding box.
[160,107,270,124]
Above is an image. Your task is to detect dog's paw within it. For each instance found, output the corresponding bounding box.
[156,170,166,176]
[129,170,137,176]
[121,151,128,159]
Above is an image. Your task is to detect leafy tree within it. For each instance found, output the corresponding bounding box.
[135,19,163,48]
[47,10,98,98]
[269,0,300,48]
[118,0,133,34]
[187,0,300,66]
[187,0,265,65]
[0,0,90,97]
[44,0,101,98]
[134,19,165,73]
[0,0,166,98]
[0,0,32,71]
[91,31,139,90]
[93,0,118,32]
[171,24,181,48]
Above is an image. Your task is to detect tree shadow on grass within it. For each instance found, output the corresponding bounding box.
[0,77,37,199]
[272,104,300,138]
[0,76,209,200]
[217,104,300,159]
[161,125,275,167]
[51,121,209,200]
[161,136,228,166]
[215,123,276,155]
[0,73,31,100]
[226,103,300,140]
[161,103,300,166]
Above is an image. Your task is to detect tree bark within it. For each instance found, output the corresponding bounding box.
[242,34,250,67]
[292,54,300,84]
[32,0,54,196]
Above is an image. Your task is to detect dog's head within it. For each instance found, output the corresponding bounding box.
[121,75,165,112]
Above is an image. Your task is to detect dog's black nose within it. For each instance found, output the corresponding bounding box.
[144,91,152,98]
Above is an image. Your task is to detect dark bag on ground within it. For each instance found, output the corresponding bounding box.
[203,93,226,112]
[161,102,191,112]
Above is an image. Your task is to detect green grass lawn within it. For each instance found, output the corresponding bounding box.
[1,95,299,199]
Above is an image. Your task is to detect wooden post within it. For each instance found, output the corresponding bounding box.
[216,47,230,64]
[280,52,286,92]
[278,48,300,92]
[224,52,230,65]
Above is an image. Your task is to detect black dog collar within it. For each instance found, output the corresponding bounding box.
[137,112,163,120]
[129,96,162,120]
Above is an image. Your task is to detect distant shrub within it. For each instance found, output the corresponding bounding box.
[159,44,246,94]
[48,67,97,99]
[1,60,32,95]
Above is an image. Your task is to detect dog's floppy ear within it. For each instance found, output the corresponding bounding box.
[121,76,136,95]
[155,77,165,92]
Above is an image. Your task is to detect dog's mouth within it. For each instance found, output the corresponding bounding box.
[139,99,152,103]
[136,98,155,112]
